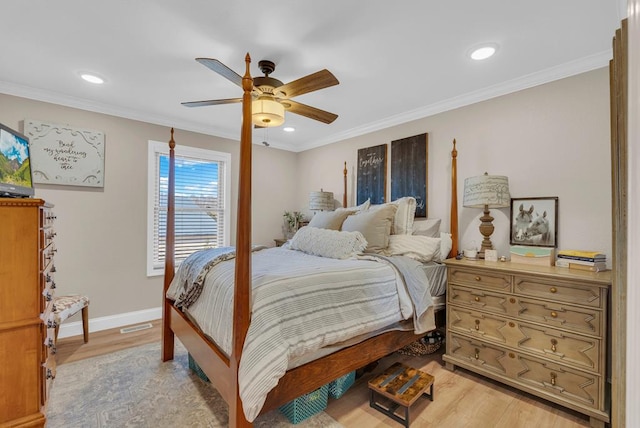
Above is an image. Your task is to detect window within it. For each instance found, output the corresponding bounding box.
[147,140,231,276]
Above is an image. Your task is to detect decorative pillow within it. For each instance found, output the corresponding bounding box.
[412,218,441,238]
[387,232,452,262]
[369,197,417,235]
[342,204,397,253]
[387,235,441,262]
[335,198,370,213]
[307,210,352,230]
[391,197,417,235]
[289,226,367,259]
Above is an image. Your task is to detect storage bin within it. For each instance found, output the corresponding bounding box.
[279,384,329,424]
[188,353,210,382]
[328,371,356,399]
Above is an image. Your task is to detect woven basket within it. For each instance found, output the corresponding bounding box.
[398,330,444,356]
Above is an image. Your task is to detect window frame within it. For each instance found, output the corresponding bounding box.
[146,140,231,277]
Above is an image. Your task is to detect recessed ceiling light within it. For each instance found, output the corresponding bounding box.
[469,44,498,61]
[80,73,105,84]
[283,127,295,132]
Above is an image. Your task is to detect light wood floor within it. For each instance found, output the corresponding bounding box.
[57,321,593,427]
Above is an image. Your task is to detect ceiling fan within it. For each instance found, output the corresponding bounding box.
[182,58,339,127]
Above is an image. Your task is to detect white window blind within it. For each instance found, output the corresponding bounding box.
[147,141,230,276]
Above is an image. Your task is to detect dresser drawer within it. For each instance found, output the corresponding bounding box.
[446,333,507,376]
[448,285,509,314]
[449,307,601,371]
[514,276,602,308]
[447,333,602,411]
[515,354,602,410]
[514,296,602,336]
[449,267,511,292]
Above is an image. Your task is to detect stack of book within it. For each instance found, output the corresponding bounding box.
[555,250,607,272]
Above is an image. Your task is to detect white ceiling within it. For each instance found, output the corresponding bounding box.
[0,1,621,152]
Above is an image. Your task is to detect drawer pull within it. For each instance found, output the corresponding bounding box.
[509,352,515,358]
[550,311,558,318]
[551,339,558,352]
[509,298,516,304]
[550,372,557,386]
[509,322,515,328]
[474,348,480,360]
[474,296,480,302]
[550,287,557,293]
[475,276,481,281]
[475,319,480,330]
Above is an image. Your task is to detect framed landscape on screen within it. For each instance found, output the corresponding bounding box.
[510,196,558,247]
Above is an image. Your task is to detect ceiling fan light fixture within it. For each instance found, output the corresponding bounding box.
[252,99,285,127]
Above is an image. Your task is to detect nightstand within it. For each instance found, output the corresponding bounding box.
[274,238,287,247]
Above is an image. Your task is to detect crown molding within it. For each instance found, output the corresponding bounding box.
[1,49,611,153]
[294,49,612,152]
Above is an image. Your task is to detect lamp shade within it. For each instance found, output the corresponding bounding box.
[252,99,285,127]
[309,190,334,211]
[463,173,510,208]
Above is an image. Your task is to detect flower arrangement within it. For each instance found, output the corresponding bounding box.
[283,211,304,238]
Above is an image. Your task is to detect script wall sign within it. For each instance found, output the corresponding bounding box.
[357,143,387,205]
[24,119,105,187]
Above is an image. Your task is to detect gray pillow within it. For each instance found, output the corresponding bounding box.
[342,204,398,253]
[308,210,352,230]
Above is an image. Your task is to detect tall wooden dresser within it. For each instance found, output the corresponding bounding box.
[443,258,610,428]
[0,198,56,427]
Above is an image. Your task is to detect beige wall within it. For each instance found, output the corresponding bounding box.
[0,93,298,321]
[0,67,613,330]
[296,68,612,262]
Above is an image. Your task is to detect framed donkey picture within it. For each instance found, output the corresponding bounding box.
[510,196,558,247]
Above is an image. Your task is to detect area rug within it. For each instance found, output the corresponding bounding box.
[47,341,342,428]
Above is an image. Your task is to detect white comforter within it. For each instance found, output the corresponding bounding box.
[167,246,433,421]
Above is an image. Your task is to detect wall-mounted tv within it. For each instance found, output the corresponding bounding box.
[0,122,34,198]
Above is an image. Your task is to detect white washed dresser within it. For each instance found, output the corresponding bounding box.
[443,258,610,428]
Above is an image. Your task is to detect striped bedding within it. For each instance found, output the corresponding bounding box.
[167,246,433,421]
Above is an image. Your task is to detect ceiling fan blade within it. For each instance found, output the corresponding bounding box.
[281,100,338,124]
[196,58,243,87]
[274,69,339,99]
[182,98,242,107]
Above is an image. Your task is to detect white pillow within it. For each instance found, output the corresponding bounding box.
[387,232,453,262]
[391,197,417,235]
[336,198,370,213]
[369,197,417,235]
[412,218,441,238]
[342,204,397,254]
[289,226,367,259]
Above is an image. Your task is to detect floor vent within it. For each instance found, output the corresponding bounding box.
[120,323,153,334]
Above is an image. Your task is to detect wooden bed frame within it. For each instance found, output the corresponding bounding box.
[161,54,459,427]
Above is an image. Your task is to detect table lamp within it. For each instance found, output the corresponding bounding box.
[463,173,510,258]
[309,189,334,212]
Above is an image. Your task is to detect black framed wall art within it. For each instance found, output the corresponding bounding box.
[391,133,428,217]
[357,144,387,205]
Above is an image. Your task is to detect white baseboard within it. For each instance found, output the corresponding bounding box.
[58,307,162,339]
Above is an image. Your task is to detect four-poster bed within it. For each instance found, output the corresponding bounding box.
[161,54,459,427]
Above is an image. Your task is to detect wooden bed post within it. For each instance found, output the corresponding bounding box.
[343,161,348,207]
[449,139,459,259]
[162,128,176,362]
[229,53,254,428]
